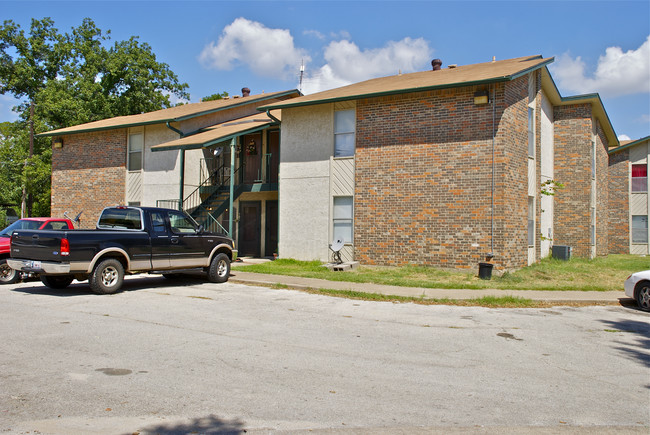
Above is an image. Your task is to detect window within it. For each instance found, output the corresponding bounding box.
[168,211,198,234]
[151,212,167,235]
[128,132,143,171]
[591,207,596,246]
[632,215,648,244]
[527,196,535,246]
[334,110,355,157]
[591,139,597,180]
[333,196,353,243]
[527,107,534,157]
[632,164,647,192]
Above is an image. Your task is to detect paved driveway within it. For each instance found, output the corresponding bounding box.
[1,276,648,434]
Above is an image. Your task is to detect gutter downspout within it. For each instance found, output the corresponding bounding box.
[266,109,281,124]
[490,84,496,258]
[166,122,185,209]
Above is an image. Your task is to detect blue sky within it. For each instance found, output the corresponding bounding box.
[1,0,649,141]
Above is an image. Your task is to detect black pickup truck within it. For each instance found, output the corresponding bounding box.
[8,206,236,294]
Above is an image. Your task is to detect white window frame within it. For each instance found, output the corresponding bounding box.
[527,107,535,158]
[528,196,535,247]
[632,215,648,244]
[334,109,355,158]
[333,196,353,244]
[128,130,144,171]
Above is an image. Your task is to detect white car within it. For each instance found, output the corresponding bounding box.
[624,271,650,312]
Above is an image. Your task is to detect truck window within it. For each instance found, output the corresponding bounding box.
[98,208,143,230]
[150,212,167,235]
[168,211,197,234]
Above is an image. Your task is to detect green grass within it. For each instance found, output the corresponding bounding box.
[233,255,648,292]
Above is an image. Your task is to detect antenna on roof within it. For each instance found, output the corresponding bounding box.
[299,59,305,92]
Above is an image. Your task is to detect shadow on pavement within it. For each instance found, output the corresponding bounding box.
[133,414,245,435]
[9,272,215,297]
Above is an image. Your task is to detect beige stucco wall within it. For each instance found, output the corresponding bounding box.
[278,104,334,261]
[141,124,182,206]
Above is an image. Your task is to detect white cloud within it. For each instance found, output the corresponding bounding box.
[302,37,432,94]
[199,18,310,80]
[552,36,650,98]
[303,29,325,40]
[618,134,631,141]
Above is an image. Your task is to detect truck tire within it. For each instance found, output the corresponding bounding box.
[0,258,20,284]
[89,258,124,295]
[207,253,230,283]
[41,275,74,289]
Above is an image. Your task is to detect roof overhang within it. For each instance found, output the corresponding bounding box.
[540,67,619,148]
[151,112,280,152]
[608,135,650,155]
[259,56,555,111]
[37,90,299,138]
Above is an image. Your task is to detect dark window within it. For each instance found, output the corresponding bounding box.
[632,164,647,192]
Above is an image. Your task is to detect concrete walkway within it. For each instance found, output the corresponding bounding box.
[229,263,631,305]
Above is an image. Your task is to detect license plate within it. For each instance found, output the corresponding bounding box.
[28,261,42,269]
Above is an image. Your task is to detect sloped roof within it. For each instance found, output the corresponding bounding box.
[151,111,280,152]
[39,90,299,137]
[608,135,650,155]
[259,54,619,147]
[259,55,554,110]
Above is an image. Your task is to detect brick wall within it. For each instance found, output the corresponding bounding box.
[553,104,593,257]
[51,129,127,228]
[354,77,530,270]
[608,148,630,253]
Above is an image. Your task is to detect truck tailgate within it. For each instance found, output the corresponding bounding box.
[10,230,67,263]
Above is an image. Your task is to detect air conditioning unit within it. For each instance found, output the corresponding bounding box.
[552,245,571,261]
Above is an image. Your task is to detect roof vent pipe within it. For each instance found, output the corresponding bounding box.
[431,59,442,71]
[241,87,251,97]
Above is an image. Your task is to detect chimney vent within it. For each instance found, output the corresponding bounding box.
[241,87,251,97]
[431,59,442,71]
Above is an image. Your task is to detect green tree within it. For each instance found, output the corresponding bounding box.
[0,17,191,216]
[202,91,229,102]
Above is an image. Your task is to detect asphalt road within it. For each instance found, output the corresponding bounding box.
[0,276,648,434]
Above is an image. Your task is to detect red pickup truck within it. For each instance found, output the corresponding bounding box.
[0,217,74,284]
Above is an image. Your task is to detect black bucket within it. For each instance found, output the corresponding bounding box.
[478,262,493,280]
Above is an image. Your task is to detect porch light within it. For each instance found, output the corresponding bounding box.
[53,137,63,148]
[474,90,489,105]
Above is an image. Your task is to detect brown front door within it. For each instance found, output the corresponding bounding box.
[265,200,278,257]
[243,133,261,184]
[239,201,261,257]
[268,130,279,184]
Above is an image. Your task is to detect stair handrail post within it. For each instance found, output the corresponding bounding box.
[228,138,236,239]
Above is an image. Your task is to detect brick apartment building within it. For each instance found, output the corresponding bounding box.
[609,136,650,254]
[42,55,623,272]
[41,90,300,258]
[260,55,618,271]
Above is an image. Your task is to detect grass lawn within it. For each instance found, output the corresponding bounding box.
[233,254,649,292]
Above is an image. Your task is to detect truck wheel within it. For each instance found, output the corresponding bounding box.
[0,259,20,284]
[41,275,74,289]
[207,253,230,283]
[89,259,124,295]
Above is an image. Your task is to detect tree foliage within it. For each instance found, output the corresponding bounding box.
[0,17,190,217]
[202,91,229,102]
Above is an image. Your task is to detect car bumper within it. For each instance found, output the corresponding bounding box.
[7,259,71,275]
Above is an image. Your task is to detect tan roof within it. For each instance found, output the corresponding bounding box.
[40,90,298,137]
[151,111,280,152]
[260,55,554,110]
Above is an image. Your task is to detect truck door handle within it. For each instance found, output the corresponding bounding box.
[171,238,179,244]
